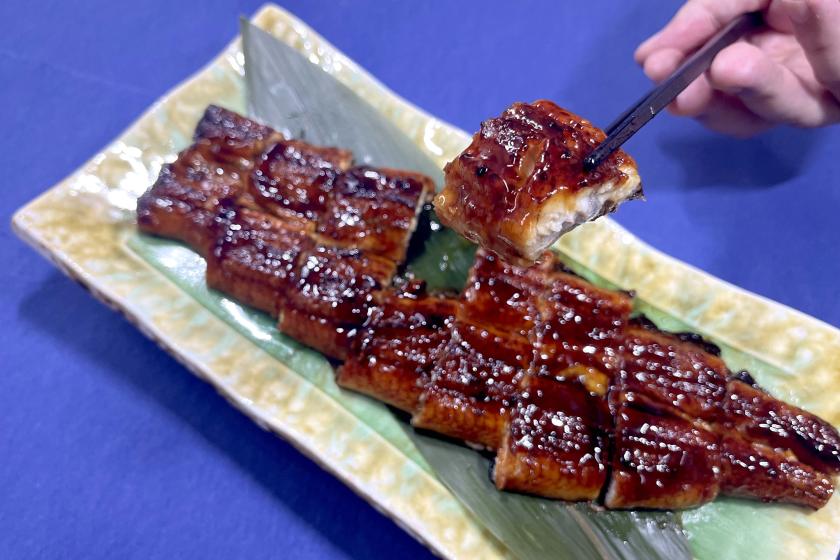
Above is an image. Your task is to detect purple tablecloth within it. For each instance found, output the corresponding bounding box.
[3,1,839,558]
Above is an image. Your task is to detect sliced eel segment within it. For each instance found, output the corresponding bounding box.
[413,251,543,449]
[494,259,631,500]
[723,378,840,475]
[137,145,247,256]
[435,100,641,264]
[279,308,361,361]
[530,265,632,377]
[720,432,834,509]
[137,105,282,255]
[336,281,458,412]
[494,371,611,500]
[457,249,549,339]
[250,139,352,222]
[206,207,313,316]
[617,322,730,423]
[193,104,283,168]
[605,394,722,509]
[278,245,396,360]
[315,167,435,263]
[413,322,533,449]
[604,324,729,509]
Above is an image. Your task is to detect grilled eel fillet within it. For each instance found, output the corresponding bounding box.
[337,250,840,510]
[137,105,286,256]
[138,107,839,511]
[336,279,457,412]
[137,106,433,359]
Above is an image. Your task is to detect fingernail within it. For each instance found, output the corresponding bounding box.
[784,0,811,24]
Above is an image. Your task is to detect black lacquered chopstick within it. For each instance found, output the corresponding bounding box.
[583,11,764,171]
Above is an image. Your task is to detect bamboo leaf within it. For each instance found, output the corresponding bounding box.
[242,20,442,181]
[406,209,477,293]
[409,433,691,560]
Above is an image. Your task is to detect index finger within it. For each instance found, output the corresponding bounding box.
[635,0,770,63]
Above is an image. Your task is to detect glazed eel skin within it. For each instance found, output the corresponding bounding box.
[340,250,840,510]
[138,106,839,511]
[138,105,433,359]
[435,100,642,265]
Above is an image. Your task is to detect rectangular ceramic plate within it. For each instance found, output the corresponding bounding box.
[12,6,840,559]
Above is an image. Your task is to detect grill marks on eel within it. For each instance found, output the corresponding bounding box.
[337,280,457,413]
[138,105,432,360]
[138,106,840,511]
[411,252,544,449]
[137,106,283,256]
[434,100,642,264]
[339,249,840,510]
[494,259,632,501]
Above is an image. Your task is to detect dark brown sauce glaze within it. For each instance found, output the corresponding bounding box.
[492,255,631,501]
[137,106,281,255]
[495,372,611,501]
[250,139,352,221]
[413,322,532,449]
[720,433,833,509]
[283,245,395,326]
[617,324,730,423]
[278,308,360,362]
[413,250,543,448]
[723,379,840,474]
[533,266,632,378]
[604,319,730,509]
[435,100,639,263]
[336,281,457,412]
[605,395,722,509]
[253,149,431,263]
[276,243,396,361]
[458,249,548,339]
[194,105,283,168]
[206,207,313,316]
[137,145,250,256]
[315,167,434,262]
[473,100,627,198]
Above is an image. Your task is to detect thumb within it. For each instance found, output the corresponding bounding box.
[783,0,840,102]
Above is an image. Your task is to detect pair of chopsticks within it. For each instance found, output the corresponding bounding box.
[583,11,764,171]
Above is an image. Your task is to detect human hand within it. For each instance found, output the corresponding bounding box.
[635,0,840,136]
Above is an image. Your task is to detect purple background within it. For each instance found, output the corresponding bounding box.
[3,1,839,558]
